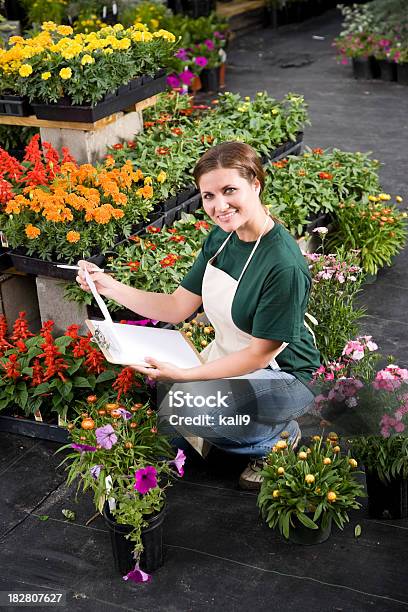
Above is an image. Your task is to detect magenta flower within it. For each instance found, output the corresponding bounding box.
[127,319,159,326]
[167,74,180,88]
[134,466,158,494]
[118,408,133,420]
[123,563,151,583]
[95,424,117,450]
[90,464,103,479]
[179,70,195,85]
[71,443,97,453]
[175,48,188,60]
[204,39,215,50]
[171,449,186,476]
[194,56,208,67]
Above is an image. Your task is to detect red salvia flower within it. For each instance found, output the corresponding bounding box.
[40,320,54,337]
[31,358,44,386]
[84,347,106,374]
[23,134,42,164]
[0,314,12,355]
[38,335,69,381]
[15,339,27,353]
[65,324,80,339]
[3,354,20,379]
[11,312,34,342]
[0,177,14,204]
[112,366,136,399]
[0,149,24,182]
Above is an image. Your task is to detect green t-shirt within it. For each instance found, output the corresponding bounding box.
[181,222,321,386]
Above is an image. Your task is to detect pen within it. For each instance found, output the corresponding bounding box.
[56,264,105,272]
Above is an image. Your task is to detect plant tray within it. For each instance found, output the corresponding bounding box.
[31,73,167,123]
[0,94,32,117]
[0,413,68,443]
[9,248,104,280]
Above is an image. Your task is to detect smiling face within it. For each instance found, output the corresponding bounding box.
[199,167,262,234]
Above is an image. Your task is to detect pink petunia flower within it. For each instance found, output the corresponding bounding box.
[134,466,158,494]
[123,563,151,583]
[95,424,118,450]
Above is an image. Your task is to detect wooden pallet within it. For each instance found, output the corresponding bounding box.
[216,0,266,18]
[0,95,158,131]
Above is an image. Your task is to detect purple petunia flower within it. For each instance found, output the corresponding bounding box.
[71,443,97,453]
[167,74,180,88]
[134,466,158,494]
[95,424,118,450]
[175,48,188,60]
[204,39,215,51]
[90,464,103,480]
[179,70,195,85]
[118,408,133,420]
[123,563,151,583]
[171,449,186,476]
[194,56,208,67]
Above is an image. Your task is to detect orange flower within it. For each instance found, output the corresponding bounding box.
[137,185,153,199]
[25,224,41,239]
[312,148,324,155]
[66,230,80,243]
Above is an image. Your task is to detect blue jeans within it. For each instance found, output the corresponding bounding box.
[158,369,315,458]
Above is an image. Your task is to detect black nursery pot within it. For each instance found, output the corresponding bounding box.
[377,59,397,82]
[287,514,332,545]
[103,502,166,575]
[352,57,376,80]
[397,63,408,85]
[365,470,408,519]
[199,68,220,93]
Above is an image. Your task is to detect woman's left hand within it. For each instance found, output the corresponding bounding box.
[130,357,190,382]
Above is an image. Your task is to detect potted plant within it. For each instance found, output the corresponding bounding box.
[7,22,175,122]
[60,394,186,581]
[257,433,365,544]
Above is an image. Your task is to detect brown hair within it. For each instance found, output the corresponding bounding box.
[193,141,265,192]
[193,141,282,223]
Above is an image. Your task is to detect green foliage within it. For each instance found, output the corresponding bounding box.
[257,436,365,539]
[350,435,408,482]
[21,0,67,25]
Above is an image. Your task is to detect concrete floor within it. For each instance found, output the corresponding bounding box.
[0,9,407,612]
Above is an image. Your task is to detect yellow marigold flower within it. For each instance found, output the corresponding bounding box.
[305,474,315,484]
[59,67,72,80]
[41,71,51,80]
[271,108,279,115]
[396,195,403,203]
[103,48,113,54]
[9,36,25,45]
[66,230,81,243]
[379,193,391,201]
[133,23,147,31]
[327,491,337,502]
[150,19,159,29]
[19,64,33,77]
[272,490,280,498]
[113,23,124,31]
[41,21,58,32]
[157,170,167,183]
[349,458,358,468]
[57,25,73,36]
[368,195,378,202]
[25,224,40,239]
[156,29,176,43]
[323,458,331,465]
[144,176,153,185]
[81,54,95,65]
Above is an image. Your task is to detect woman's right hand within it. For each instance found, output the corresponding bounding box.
[76,260,118,298]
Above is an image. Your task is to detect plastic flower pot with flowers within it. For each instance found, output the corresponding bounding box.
[60,395,186,581]
[6,22,176,123]
[257,433,365,545]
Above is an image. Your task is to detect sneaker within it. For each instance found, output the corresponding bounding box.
[239,459,265,491]
[238,429,302,491]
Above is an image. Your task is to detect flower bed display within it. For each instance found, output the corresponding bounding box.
[0,22,176,119]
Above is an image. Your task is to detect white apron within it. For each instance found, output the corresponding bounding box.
[200,217,288,370]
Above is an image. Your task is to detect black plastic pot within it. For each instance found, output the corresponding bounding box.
[176,185,198,206]
[377,59,397,82]
[184,193,202,214]
[199,68,220,93]
[103,502,166,575]
[397,63,408,86]
[32,73,167,123]
[352,57,376,80]
[181,0,214,18]
[9,249,104,280]
[0,412,69,443]
[365,470,408,519]
[162,194,178,213]
[0,94,32,117]
[288,514,332,545]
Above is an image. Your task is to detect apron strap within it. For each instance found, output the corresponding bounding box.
[304,312,318,348]
[208,231,234,263]
[237,216,269,285]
